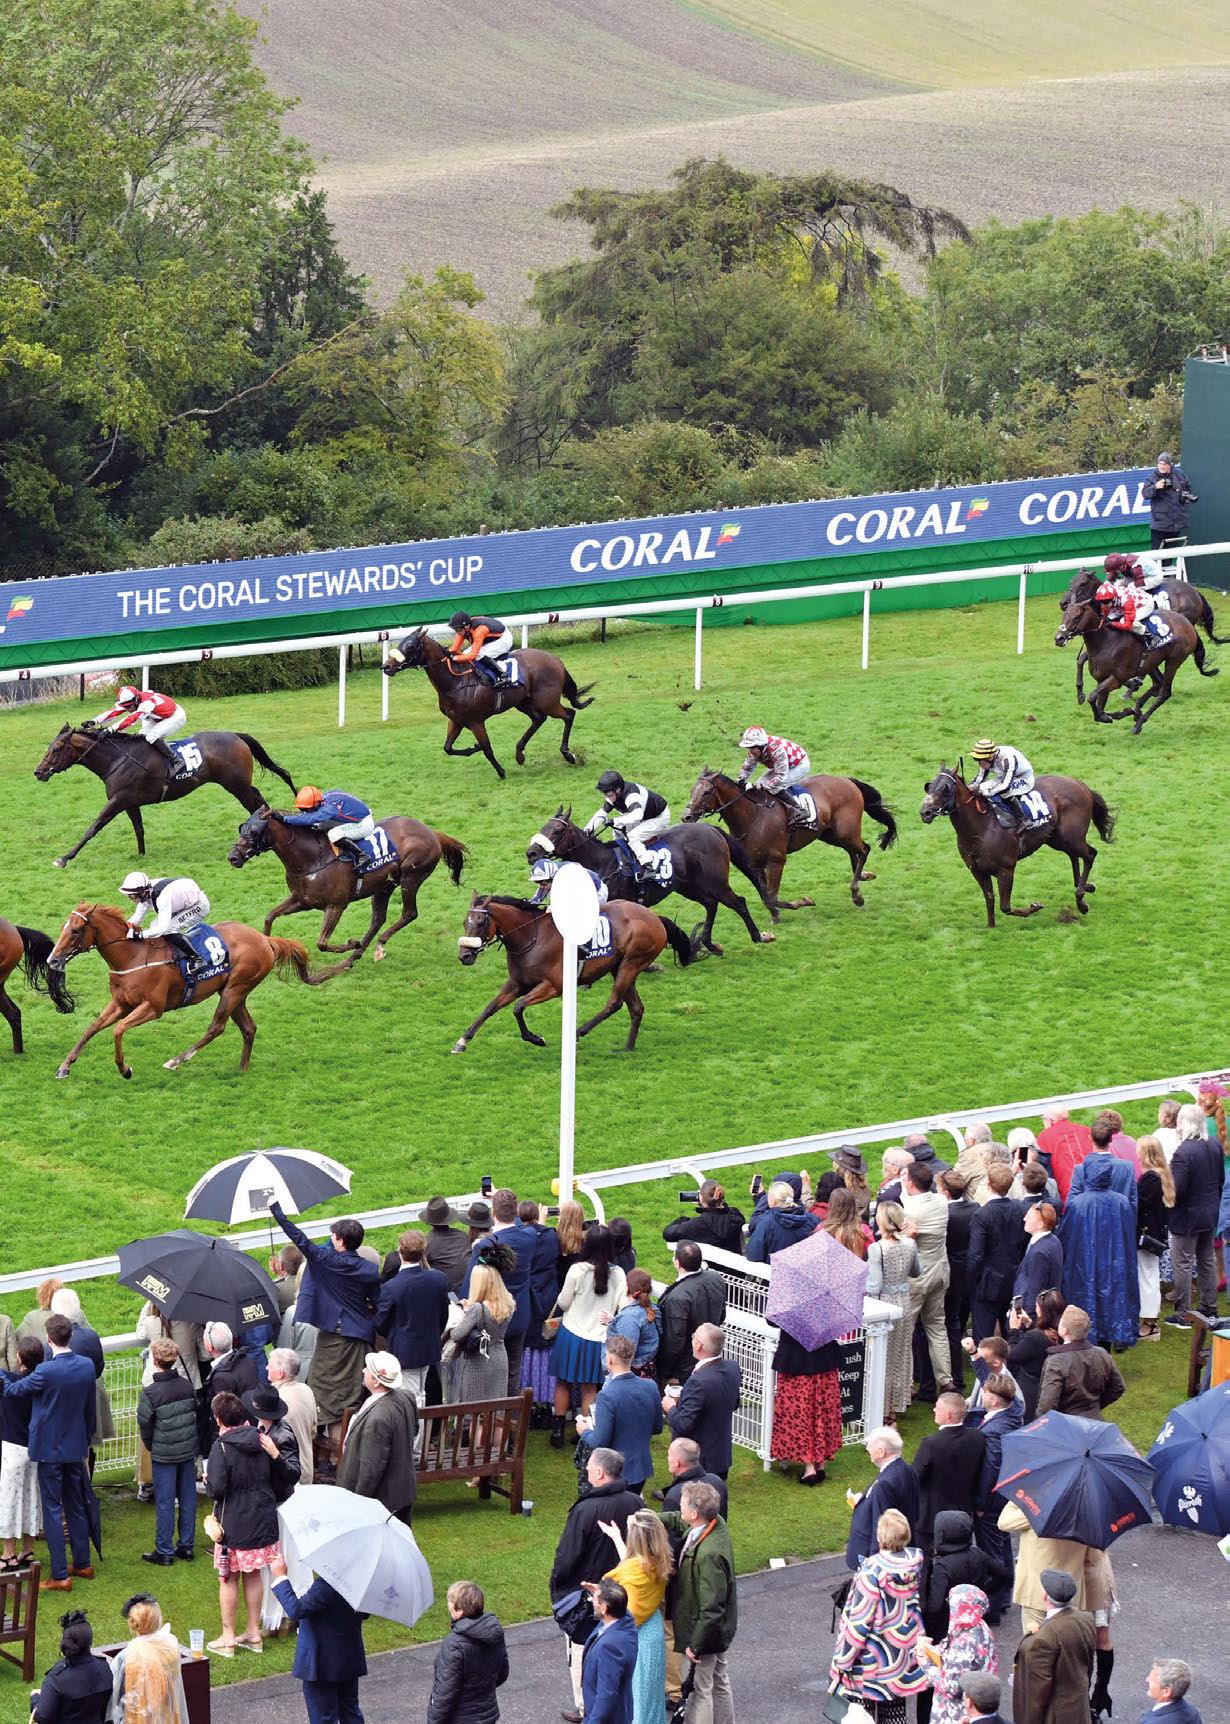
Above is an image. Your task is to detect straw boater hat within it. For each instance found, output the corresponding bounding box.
[364,1351,403,1391]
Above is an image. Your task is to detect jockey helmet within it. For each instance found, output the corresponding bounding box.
[295,785,324,810]
[1095,581,1117,606]
[529,856,558,883]
[449,611,472,632]
[740,726,769,749]
[120,870,152,898]
[1103,553,1131,577]
[970,739,997,761]
[596,770,625,797]
[115,685,141,709]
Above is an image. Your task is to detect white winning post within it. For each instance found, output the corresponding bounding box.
[549,863,601,1205]
[380,637,390,722]
[337,644,347,728]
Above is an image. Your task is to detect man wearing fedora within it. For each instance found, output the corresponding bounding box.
[1011,1568,1095,1724]
[422,1196,471,1292]
[337,1353,418,1525]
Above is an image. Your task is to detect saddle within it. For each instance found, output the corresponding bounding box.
[173,924,230,1007]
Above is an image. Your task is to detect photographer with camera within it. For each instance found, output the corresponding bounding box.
[663,1180,746,1256]
[1143,451,1198,550]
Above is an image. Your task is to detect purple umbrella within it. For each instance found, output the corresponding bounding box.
[764,1228,868,1348]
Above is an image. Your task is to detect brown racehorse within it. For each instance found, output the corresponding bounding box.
[48,903,341,1079]
[920,764,1115,927]
[229,807,468,964]
[452,893,692,1053]
[1059,567,1224,703]
[682,767,897,915]
[0,918,75,1054]
[382,628,595,778]
[1055,596,1209,731]
[34,723,297,867]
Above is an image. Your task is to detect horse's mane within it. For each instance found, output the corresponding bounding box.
[484,894,544,914]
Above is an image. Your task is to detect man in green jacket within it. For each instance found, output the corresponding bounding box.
[660,1481,737,1724]
[135,1336,199,1565]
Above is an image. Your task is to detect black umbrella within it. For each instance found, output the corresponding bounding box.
[117,1229,280,1332]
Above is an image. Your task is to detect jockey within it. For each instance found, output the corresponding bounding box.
[283,786,377,864]
[528,854,609,909]
[1098,579,1162,642]
[1105,551,1165,592]
[447,612,514,688]
[737,727,812,827]
[583,771,671,881]
[120,872,211,973]
[969,739,1035,829]
[94,685,189,776]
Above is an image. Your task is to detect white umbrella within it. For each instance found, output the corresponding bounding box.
[184,1148,353,1226]
[278,1485,434,1629]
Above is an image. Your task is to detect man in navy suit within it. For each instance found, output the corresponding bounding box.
[271,1552,368,1724]
[375,1231,450,1403]
[1140,1657,1203,1724]
[272,1202,380,1442]
[3,1313,97,1587]
[845,1427,919,1570]
[580,1579,639,1724]
[579,1335,664,1492]
[664,1323,741,1479]
[460,1187,537,1395]
[1012,1201,1064,1314]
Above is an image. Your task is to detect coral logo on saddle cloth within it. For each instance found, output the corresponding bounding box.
[1019,789,1052,826]
[582,915,613,960]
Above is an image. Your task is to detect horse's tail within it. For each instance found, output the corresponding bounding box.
[238,733,297,792]
[268,936,349,986]
[1196,590,1230,645]
[659,916,694,968]
[1090,792,1116,843]
[715,829,772,907]
[850,777,899,851]
[1191,635,1219,678]
[433,831,469,885]
[17,926,75,1013]
[563,673,596,710]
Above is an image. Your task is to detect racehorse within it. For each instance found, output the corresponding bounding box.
[34,723,297,867]
[920,764,1115,927]
[1059,567,1225,703]
[0,918,75,1054]
[48,902,341,1078]
[526,808,774,956]
[229,807,468,964]
[1054,596,1209,732]
[451,893,692,1053]
[681,767,898,916]
[382,628,595,778]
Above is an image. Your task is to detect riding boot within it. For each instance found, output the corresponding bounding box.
[1090,1648,1114,1719]
[550,1416,566,1450]
[153,737,183,777]
[168,933,200,976]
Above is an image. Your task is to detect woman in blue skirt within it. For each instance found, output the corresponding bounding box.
[601,1508,672,1724]
[549,1225,625,1448]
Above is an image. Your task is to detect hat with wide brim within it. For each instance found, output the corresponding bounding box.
[466,1202,493,1231]
[242,1386,288,1422]
[364,1351,403,1390]
[422,1196,461,1226]
[832,1146,868,1177]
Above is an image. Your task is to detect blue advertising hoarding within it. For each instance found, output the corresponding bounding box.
[0,469,1149,656]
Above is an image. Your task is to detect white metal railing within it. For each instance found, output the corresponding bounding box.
[96,1340,142,1478]
[2,538,1224,716]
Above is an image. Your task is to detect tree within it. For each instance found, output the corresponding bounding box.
[816,395,1007,494]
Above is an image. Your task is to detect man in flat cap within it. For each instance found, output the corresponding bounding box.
[1011,1567,1095,1724]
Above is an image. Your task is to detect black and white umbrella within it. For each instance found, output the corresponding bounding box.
[185,1148,353,1226]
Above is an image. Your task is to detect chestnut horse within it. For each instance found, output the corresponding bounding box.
[382,628,595,778]
[452,893,692,1053]
[49,903,341,1078]
[230,806,468,964]
[682,767,897,915]
[920,764,1115,927]
[1055,597,1209,732]
[34,722,297,867]
[0,918,75,1054]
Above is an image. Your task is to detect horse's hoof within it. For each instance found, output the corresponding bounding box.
[1084,882,1096,893]
[861,871,876,882]
[55,1065,70,1080]
[54,857,68,869]
[163,1057,180,1070]
[562,751,578,766]
[758,931,776,943]
[515,753,526,766]
[800,897,815,909]
[373,946,386,963]
[1077,899,1090,915]
[851,894,864,908]
[528,1035,546,1048]
[495,767,506,781]
[451,1038,468,1055]
[120,1065,133,1080]
[1030,903,1044,914]
[708,942,725,957]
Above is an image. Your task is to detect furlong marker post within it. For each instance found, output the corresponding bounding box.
[550,864,600,1205]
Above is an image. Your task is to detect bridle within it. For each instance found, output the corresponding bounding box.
[687,773,755,822]
[56,905,175,969]
[458,902,541,956]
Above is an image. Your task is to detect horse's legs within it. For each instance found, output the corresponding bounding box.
[452,979,522,1053]
[1088,676,1133,724]
[692,901,722,958]
[1132,665,1178,732]
[577,962,638,1045]
[263,894,306,936]
[373,875,425,962]
[557,700,579,766]
[164,993,235,1070]
[128,807,146,856]
[511,980,561,1048]
[231,999,259,1072]
[997,867,1043,919]
[846,838,871,908]
[111,1000,159,1078]
[514,710,547,766]
[469,720,505,780]
[315,902,359,955]
[971,869,996,929]
[716,883,773,945]
[56,1001,124,1077]
[1075,648,1088,705]
[54,795,127,867]
[0,986,22,1055]
[442,718,481,760]
[346,886,394,965]
[1067,843,1097,914]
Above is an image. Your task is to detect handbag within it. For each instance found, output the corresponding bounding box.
[542,1301,562,1343]
[552,1587,594,1643]
[1138,1232,1166,1256]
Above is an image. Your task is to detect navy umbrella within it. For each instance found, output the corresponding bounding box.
[994,1412,1155,1549]
[117,1229,280,1333]
[1147,1382,1230,1536]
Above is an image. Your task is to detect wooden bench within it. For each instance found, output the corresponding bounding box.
[0,1558,39,1683]
[417,1388,533,1515]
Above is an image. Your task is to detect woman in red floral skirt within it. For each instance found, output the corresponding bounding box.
[770,1325,844,1486]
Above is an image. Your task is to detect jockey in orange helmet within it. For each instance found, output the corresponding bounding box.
[284,786,376,864]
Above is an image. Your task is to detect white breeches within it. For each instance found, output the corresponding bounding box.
[620,809,671,863]
[475,630,513,662]
[328,815,376,844]
[139,707,186,744]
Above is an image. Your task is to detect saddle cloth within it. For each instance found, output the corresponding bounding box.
[494,655,523,686]
[351,826,398,876]
[1143,616,1173,645]
[581,915,614,961]
[641,843,673,884]
[170,738,206,777]
[175,923,230,1007]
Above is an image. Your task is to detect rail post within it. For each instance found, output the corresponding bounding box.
[694,606,703,691]
[337,643,347,728]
